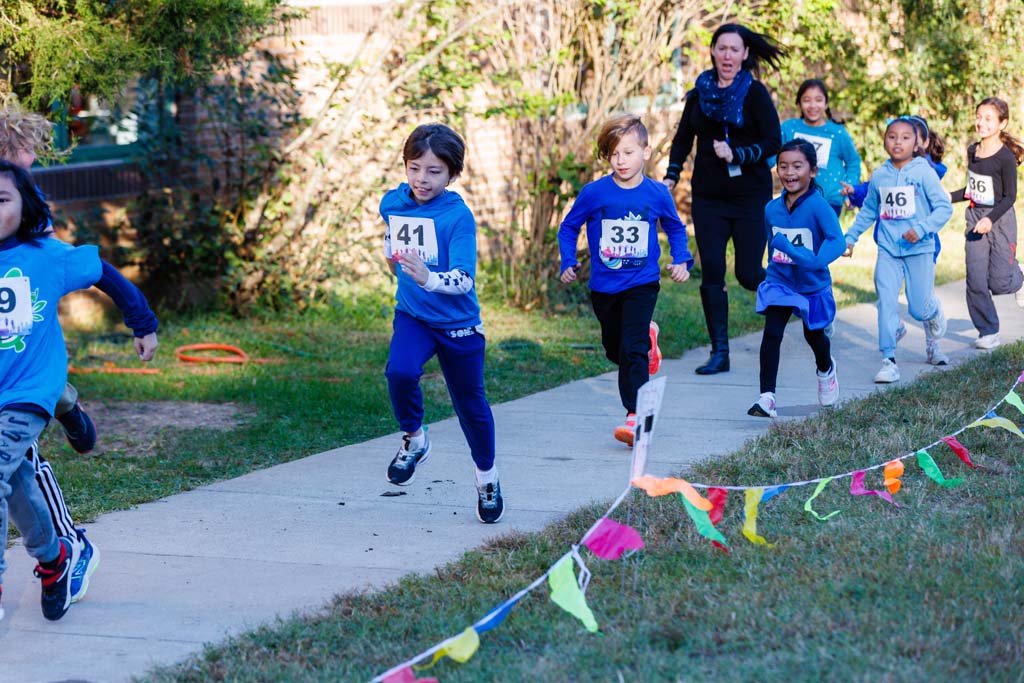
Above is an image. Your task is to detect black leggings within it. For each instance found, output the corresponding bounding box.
[590,282,659,413]
[759,306,832,394]
[691,195,769,290]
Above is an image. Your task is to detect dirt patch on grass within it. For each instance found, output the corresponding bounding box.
[82,401,256,457]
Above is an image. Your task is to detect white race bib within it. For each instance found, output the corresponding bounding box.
[770,226,814,264]
[966,170,995,205]
[386,216,439,266]
[878,185,916,220]
[794,132,833,168]
[599,219,650,260]
[0,276,33,337]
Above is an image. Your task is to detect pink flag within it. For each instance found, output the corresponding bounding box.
[707,487,728,526]
[383,667,439,683]
[583,518,644,560]
[942,436,978,469]
[849,470,898,507]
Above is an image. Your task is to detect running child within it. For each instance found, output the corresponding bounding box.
[380,123,503,524]
[950,96,1024,350]
[748,139,845,418]
[779,79,861,217]
[559,114,693,445]
[843,118,953,383]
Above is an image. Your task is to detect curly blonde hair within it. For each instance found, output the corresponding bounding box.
[0,95,55,162]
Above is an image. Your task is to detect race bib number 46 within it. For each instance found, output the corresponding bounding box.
[879,185,916,220]
[770,226,813,264]
[599,219,650,260]
[387,216,439,266]
[966,171,995,205]
[0,276,33,337]
[793,132,832,168]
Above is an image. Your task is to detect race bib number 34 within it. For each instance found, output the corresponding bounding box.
[770,226,813,264]
[387,216,439,266]
[966,171,995,205]
[879,185,916,220]
[0,276,33,337]
[599,219,650,260]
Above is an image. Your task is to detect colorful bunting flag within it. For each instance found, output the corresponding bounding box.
[706,487,728,525]
[548,556,598,633]
[583,518,644,560]
[883,459,904,494]
[761,485,790,503]
[681,494,729,552]
[970,416,1024,439]
[415,627,480,670]
[941,436,978,469]
[803,478,840,521]
[916,450,963,488]
[1004,390,1024,416]
[475,595,522,634]
[850,470,898,507]
[383,668,439,683]
[741,488,774,547]
[631,475,712,510]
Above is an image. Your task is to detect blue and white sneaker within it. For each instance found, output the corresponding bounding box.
[386,427,431,486]
[70,528,101,603]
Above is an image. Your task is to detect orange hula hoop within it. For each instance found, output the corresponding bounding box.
[175,343,250,364]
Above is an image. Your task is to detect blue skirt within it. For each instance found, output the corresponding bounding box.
[755,281,836,330]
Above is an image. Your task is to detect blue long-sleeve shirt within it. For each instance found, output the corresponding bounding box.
[558,175,693,294]
[764,187,845,294]
[845,156,952,258]
[96,261,159,336]
[774,119,861,209]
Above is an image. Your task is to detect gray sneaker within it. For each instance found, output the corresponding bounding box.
[926,340,949,366]
[925,303,947,340]
[476,480,505,524]
[386,427,431,486]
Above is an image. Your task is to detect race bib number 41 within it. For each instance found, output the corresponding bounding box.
[966,171,995,205]
[0,276,33,337]
[599,219,650,260]
[879,185,916,220]
[387,216,439,266]
[770,226,813,264]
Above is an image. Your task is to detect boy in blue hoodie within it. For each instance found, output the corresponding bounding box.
[844,119,953,383]
[379,124,502,524]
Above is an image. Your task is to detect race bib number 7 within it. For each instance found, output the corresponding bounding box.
[0,276,33,337]
[386,216,439,266]
[878,185,916,220]
[770,226,813,264]
[599,219,650,260]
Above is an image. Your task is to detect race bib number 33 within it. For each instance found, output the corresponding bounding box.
[0,276,33,337]
[599,219,650,260]
[387,216,439,266]
[879,185,916,220]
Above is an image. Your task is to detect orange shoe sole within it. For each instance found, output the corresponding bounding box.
[614,426,635,447]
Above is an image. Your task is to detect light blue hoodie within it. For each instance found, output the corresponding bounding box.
[845,156,952,258]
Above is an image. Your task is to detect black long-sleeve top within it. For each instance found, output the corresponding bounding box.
[950,143,1018,224]
[664,80,781,201]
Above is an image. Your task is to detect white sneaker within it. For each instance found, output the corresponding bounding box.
[874,358,900,383]
[926,340,949,366]
[924,303,947,340]
[975,333,1000,350]
[1015,263,1024,308]
[816,357,839,406]
[747,392,777,418]
[894,320,907,344]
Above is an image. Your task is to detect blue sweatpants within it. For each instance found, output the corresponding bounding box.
[874,249,940,358]
[385,310,495,471]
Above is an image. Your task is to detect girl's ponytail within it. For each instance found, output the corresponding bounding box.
[999,131,1024,166]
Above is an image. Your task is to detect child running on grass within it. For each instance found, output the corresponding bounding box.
[559,114,693,446]
[748,139,845,418]
[380,123,503,524]
[950,97,1024,350]
[843,118,952,384]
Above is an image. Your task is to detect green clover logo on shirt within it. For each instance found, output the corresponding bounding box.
[0,267,46,353]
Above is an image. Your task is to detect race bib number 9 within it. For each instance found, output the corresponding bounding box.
[0,276,33,337]
[966,171,995,205]
[599,219,650,260]
[879,185,916,220]
[793,132,832,168]
[387,216,439,266]
[770,226,813,264]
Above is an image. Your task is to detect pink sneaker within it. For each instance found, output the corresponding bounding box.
[648,321,662,375]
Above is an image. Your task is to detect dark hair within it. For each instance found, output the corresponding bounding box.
[795,79,842,124]
[710,23,787,76]
[0,159,50,241]
[977,97,1024,165]
[885,117,919,147]
[402,123,465,177]
[597,114,649,160]
[777,138,822,194]
[904,115,945,163]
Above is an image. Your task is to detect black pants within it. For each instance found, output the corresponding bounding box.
[590,282,659,413]
[759,306,832,394]
[691,195,769,290]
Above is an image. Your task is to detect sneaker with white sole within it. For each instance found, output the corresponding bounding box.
[70,528,100,603]
[975,333,1000,350]
[747,392,777,418]
[614,413,637,447]
[874,358,900,383]
[924,303,947,340]
[816,358,839,406]
[926,340,949,366]
[476,480,505,524]
[34,536,80,621]
[386,427,432,486]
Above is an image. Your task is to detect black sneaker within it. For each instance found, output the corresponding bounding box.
[476,480,504,524]
[386,428,431,486]
[57,401,97,454]
[34,536,80,621]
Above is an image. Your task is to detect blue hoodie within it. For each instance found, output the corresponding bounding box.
[764,187,845,294]
[380,184,481,328]
[845,156,952,258]
[558,175,693,294]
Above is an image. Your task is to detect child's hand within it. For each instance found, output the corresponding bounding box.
[843,245,854,257]
[839,181,854,196]
[662,179,677,191]
[973,217,993,235]
[667,263,690,283]
[395,251,430,286]
[135,332,158,362]
[560,265,579,284]
[902,229,920,244]
[712,139,734,163]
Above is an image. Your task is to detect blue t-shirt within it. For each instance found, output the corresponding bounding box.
[558,175,693,294]
[0,236,102,415]
[777,118,861,209]
[379,184,481,329]
[764,188,845,294]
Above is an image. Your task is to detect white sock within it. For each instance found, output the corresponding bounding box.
[475,466,498,487]
[406,430,425,450]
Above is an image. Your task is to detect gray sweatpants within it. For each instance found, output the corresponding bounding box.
[965,206,1024,336]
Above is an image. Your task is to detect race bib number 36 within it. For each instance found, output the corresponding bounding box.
[599,219,650,260]
[770,226,813,264]
[0,276,33,337]
[879,185,916,220]
[966,171,995,205]
[387,216,439,266]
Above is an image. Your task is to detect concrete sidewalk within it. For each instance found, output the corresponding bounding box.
[2,280,1022,683]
